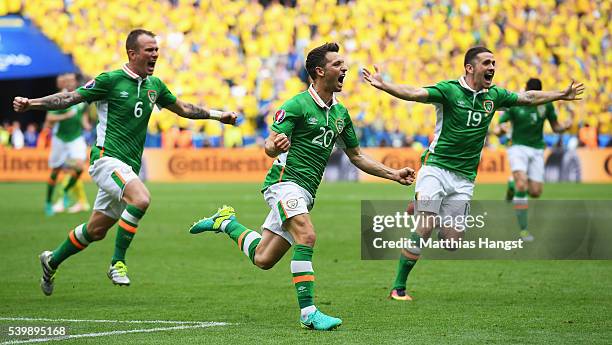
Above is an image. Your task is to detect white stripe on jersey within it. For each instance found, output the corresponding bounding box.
[95,101,109,147]
[428,103,444,153]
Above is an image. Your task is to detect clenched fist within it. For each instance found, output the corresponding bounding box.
[13,97,30,112]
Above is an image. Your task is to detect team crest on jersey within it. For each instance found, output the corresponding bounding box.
[335,118,345,133]
[147,90,158,103]
[274,109,286,123]
[83,79,95,89]
[307,117,318,125]
[286,199,298,210]
[483,100,494,113]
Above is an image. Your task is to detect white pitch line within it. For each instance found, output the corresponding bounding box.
[0,317,212,325]
[0,323,227,345]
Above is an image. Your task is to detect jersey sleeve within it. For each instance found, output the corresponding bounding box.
[337,111,359,149]
[424,81,451,104]
[76,72,112,102]
[545,102,558,122]
[270,100,301,136]
[156,79,177,108]
[495,87,519,108]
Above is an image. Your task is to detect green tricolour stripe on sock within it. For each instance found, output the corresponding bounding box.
[126,204,145,219]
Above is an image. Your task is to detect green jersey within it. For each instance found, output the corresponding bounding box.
[48,103,88,142]
[499,103,556,149]
[77,64,176,173]
[423,77,519,181]
[262,85,359,198]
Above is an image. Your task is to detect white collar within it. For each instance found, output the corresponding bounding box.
[308,84,337,109]
[459,76,488,94]
[123,64,147,81]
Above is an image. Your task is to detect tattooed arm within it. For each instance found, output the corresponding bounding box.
[13,91,84,112]
[165,99,238,125]
[515,81,584,105]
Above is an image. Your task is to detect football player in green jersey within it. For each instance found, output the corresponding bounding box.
[13,29,237,296]
[189,43,415,330]
[44,73,92,216]
[363,46,584,301]
[495,78,572,241]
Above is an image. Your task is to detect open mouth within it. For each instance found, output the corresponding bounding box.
[484,71,494,83]
[147,60,156,72]
[338,74,346,85]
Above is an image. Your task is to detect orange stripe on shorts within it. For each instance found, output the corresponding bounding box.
[68,230,85,250]
[513,204,528,209]
[113,170,127,184]
[292,275,315,284]
[118,219,137,233]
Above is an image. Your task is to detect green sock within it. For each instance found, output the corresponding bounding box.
[513,191,528,230]
[50,223,92,269]
[64,169,82,194]
[46,171,59,203]
[112,205,145,265]
[291,244,315,316]
[224,221,262,264]
[507,180,515,193]
[392,232,420,290]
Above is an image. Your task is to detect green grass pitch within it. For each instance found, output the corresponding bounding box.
[0,182,611,344]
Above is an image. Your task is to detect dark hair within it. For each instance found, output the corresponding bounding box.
[464,46,492,66]
[526,78,542,91]
[305,43,340,80]
[126,29,155,52]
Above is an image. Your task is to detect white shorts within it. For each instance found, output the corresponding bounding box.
[261,182,313,245]
[48,136,87,168]
[89,156,139,219]
[507,145,545,183]
[414,165,474,227]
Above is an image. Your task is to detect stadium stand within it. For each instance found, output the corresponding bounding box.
[1,0,610,148]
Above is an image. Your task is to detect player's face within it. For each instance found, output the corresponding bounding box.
[321,52,348,92]
[468,52,495,90]
[129,34,159,76]
[63,74,78,92]
[56,75,66,91]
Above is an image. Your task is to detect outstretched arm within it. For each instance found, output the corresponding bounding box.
[13,91,84,112]
[362,65,429,103]
[165,99,237,125]
[344,146,415,185]
[516,81,584,106]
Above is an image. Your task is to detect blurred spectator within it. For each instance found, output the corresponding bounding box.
[10,121,24,149]
[24,123,39,147]
[578,123,598,148]
[0,123,10,147]
[177,127,193,148]
[37,126,51,149]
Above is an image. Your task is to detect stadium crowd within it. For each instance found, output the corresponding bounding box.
[1,0,610,148]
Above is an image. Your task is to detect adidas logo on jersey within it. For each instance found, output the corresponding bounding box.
[120,91,129,98]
